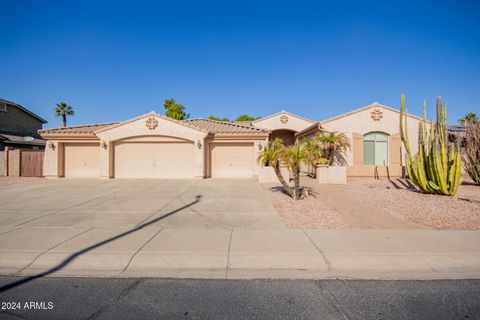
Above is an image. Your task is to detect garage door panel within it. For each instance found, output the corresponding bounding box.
[210,143,253,178]
[64,144,101,177]
[114,142,194,178]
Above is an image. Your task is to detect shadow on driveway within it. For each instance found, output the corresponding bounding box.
[0,195,202,293]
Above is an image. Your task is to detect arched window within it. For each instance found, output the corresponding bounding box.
[363,132,389,165]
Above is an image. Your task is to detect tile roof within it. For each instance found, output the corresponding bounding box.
[39,122,119,135]
[0,131,45,146]
[38,117,269,136]
[182,118,269,133]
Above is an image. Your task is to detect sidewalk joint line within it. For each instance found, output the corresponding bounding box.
[15,227,93,275]
[302,229,332,272]
[225,228,234,279]
[121,228,164,274]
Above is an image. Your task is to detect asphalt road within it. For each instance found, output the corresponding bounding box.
[0,277,478,320]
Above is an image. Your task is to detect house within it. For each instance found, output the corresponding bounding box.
[0,98,47,151]
[39,102,425,179]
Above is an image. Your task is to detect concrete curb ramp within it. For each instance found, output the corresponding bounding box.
[0,227,479,280]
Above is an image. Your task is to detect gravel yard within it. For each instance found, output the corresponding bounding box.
[261,183,350,229]
[262,176,480,230]
[345,178,480,230]
[0,176,44,187]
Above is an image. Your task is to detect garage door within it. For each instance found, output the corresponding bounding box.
[64,143,101,177]
[210,143,253,178]
[114,142,194,178]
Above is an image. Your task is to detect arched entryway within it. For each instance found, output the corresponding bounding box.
[269,129,296,146]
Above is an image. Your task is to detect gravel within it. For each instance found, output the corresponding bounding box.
[343,178,480,230]
[262,177,480,230]
[261,183,350,229]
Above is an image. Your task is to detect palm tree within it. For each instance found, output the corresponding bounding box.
[258,138,318,200]
[54,102,74,127]
[316,131,351,165]
[281,143,310,199]
[258,138,294,198]
[459,112,478,125]
[301,137,327,176]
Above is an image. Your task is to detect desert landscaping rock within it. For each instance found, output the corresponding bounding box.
[345,178,480,230]
[261,183,350,229]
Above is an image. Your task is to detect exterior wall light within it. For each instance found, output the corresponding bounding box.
[196,140,202,149]
[101,141,108,150]
[258,143,263,151]
[48,142,56,150]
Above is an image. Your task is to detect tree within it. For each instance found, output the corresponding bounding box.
[164,98,188,120]
[235,114,260,122]
[316,131,351,166]
[53,102,74,127]
[258,138,327,200]
[207,115,230,122]
[459,112,478,125]
[258,138,296,198]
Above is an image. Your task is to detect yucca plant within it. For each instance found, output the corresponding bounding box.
[400,95,463,196]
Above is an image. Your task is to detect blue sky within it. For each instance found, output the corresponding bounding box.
[1,0,479,128]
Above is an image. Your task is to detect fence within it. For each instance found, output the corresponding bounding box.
[2,148,44,177]
[0,151,4,176]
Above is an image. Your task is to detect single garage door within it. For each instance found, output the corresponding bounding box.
[210,143,253,178]
[114,142,194,178]
[64,143,101,177]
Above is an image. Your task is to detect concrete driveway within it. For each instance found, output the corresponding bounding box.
[0,178,285,229]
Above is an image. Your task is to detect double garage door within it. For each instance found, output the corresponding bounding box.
[63,141,254,178]
[114,141,194,178]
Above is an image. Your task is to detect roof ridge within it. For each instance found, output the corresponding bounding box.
[40,121,120,131]
[185,118,263,130]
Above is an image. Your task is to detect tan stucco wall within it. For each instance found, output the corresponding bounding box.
[96,113,208,178]
[43,139,99,178]
[253,112,314,132]
[321,105,426,177]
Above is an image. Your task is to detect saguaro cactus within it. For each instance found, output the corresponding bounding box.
[399,95,463,196]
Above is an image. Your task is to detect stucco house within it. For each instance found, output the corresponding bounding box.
[0,98,47,151]
[39,102,425,179]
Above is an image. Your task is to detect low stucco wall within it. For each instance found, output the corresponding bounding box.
[347,164,404,178]
[258,166,290,183]
[316,165,347,184]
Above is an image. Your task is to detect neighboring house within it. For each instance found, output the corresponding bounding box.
[0,98,47,151]
[39,102,425,179]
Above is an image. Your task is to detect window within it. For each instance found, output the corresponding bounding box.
[0,103,7,112]
[363,132,388,165]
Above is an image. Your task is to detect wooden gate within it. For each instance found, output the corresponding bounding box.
[20,151,44,177]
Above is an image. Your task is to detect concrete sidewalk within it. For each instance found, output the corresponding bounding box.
[0,226,478,280]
